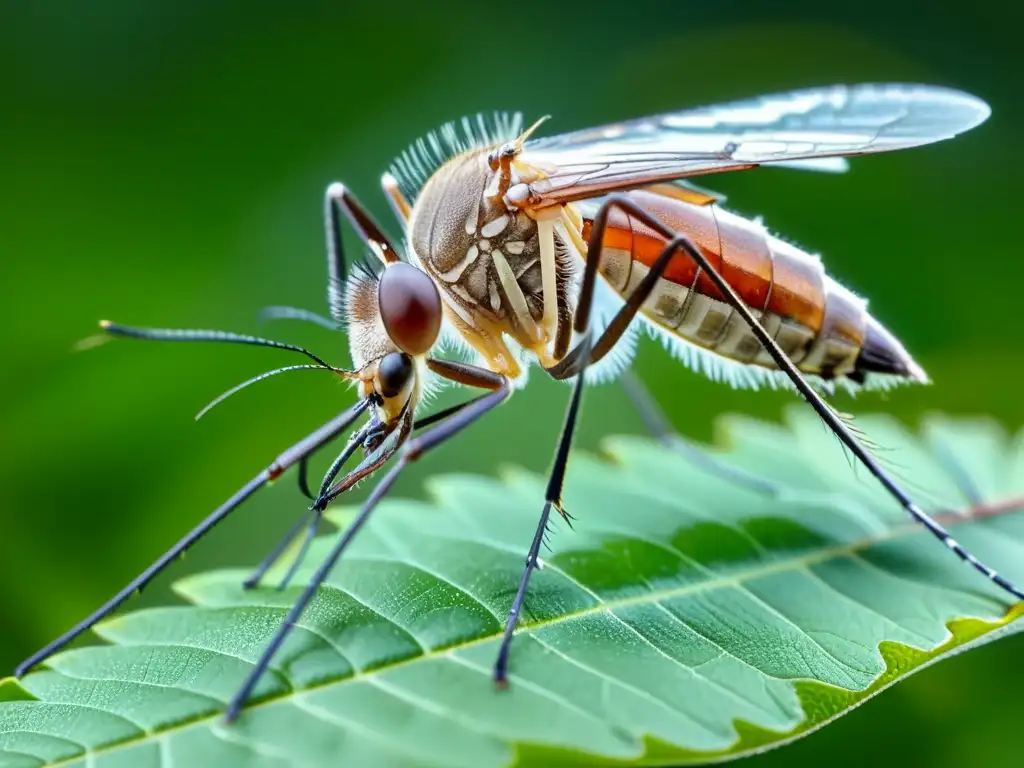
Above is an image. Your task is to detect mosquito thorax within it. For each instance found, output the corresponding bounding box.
[409,151,494,275]
[408,149,548,346]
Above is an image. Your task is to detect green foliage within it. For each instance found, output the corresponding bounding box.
[1,411,1021,767]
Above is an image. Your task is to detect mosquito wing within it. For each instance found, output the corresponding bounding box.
[516,84,990,206]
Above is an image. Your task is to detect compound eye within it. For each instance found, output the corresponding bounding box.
[377,262,442,356]
[377,352,413,398]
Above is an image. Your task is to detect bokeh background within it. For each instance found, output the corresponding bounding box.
[2,1,1021,765]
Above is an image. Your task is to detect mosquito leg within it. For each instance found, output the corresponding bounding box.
[620,368,780,495]
[381,172,412,225]
[15,399,371,678]
[225,378,511,722]
[324,182,402,318]
[493,230,695,683]
[494,336,591,686]
[271,424,383,591]
[495,224,707,682]
[271,516,322,592]
[244,393,492,592]
[241,510,317,590]
[413,393,490,430]
[583,194,1024,601]
[251,396,491,591]
[243,419,376,591]
[245,430,379,594]
[545,229,689,380]
[297,456,313,500]
[270,424,395,593]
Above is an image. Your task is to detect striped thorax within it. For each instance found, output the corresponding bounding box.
[407,149,566,377]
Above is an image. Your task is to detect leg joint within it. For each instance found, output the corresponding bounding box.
[325,181,348,202]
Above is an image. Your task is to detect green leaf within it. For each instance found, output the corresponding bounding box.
[3,411,1022,767]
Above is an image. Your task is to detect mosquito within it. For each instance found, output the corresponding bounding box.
[17,83,1020,723]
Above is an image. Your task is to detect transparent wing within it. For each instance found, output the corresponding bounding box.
[517,84,989,205]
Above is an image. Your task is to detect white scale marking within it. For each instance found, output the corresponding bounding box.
[450,284,475,304]
[481,214,509,238]
[505,240,526,255]
[436,244,478,283]
[440,287,477,327]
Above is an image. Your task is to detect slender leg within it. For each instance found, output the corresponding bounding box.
[225,379,511,722]
[543,230,689,380]
[381,172,412,225]
[316,360,506,506]
[244,420,375,590]
[577,194,1024,601]
[493,336,591,685]
[242,510,317,590]
[494,233,692,683]
[619,369,780,495]
[15,399,371,678]
[272,424,379,591]
[271,518,322,592]
[324,182,402,319]
[242,392,494,591]
[297,457,313,499]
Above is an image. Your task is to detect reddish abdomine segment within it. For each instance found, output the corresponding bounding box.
[583,188,921,381]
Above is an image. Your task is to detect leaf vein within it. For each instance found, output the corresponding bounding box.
[798,564,936,647]
[448,652,622,734]
[291,696,444,766]
[527,628,714,735]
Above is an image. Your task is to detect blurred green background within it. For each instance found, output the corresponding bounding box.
[1,1,1021,765]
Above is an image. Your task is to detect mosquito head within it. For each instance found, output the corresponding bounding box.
[358,350,415,424]
[344,259,442,428]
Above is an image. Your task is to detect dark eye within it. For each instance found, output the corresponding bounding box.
[377,352,413,398]
[377,262,442,356]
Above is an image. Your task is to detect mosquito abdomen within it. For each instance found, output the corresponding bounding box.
[582,188,925,385]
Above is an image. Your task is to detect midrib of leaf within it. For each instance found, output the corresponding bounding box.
[32,495,1023,768]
